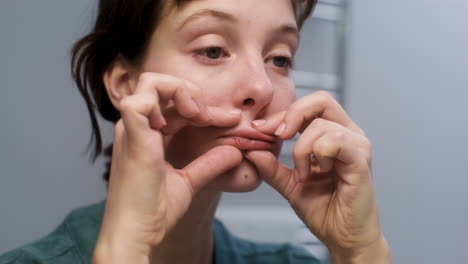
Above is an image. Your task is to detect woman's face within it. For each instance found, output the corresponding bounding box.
[141,0,298,192]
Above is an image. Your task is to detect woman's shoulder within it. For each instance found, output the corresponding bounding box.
[0,232,78,264]
[213,219,323,264]
[0,201,105,264]
[1,202,323,264]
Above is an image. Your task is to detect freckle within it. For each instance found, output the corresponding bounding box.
[244,174,248,179]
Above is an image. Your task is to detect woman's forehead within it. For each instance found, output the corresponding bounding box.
[167,0,297,31]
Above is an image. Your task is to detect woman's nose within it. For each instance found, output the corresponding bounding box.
[233,59,274,111]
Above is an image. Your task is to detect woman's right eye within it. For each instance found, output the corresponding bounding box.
[194,47,228,60]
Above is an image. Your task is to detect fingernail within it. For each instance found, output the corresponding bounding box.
[189,99,200,113]
[252,119,266,127]
[293,168,300,183]
[229,109,241,115]
[274,122,287,136]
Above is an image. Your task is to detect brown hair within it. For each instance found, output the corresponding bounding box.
[70,0,317,182]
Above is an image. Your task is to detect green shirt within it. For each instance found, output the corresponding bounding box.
[0,201,321,264]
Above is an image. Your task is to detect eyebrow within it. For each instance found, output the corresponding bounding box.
[278,24,300,42]
[176,9,238,31]
[176,8,299,42]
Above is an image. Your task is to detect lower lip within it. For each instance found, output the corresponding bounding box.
[218,136,274,150]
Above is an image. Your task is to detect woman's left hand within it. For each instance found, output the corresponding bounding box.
[245,91,391,263]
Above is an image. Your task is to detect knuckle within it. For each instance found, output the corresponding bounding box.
[311,117,325,128]
[313,139,328,153]
[288,103,302,116]
[363,137,372,151]
[332,130,346,142]
[292,145,309,160]
[183,80,199,94]
[119,96,136,112]
[138,72,154,84]
[173,79,194,101]
[120,94,156,114]
[361,138,373,162]
[314,90,338,108]
[356,126,367,137]
[358,156,371,171]
[365,152,372,165]
[174,79,186,92]
[315,90,332,102]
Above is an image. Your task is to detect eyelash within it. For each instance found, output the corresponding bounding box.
[270,56,294,70]
[194,47,229,65]
[193,46,295,70]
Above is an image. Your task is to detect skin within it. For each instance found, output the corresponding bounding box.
[93,0,392,263]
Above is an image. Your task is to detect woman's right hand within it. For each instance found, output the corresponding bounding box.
[92,73,243,263]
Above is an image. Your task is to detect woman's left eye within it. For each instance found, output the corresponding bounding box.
[272,56,293,68]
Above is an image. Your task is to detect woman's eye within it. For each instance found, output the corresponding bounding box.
[272,56,293,68]
[196,47,225,59]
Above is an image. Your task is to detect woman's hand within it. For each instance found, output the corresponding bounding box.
[93,73,243,263]
[246,91,391,263]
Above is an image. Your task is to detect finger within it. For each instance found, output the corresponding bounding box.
[206,107,242,127]
[275,91,364,139]
[293,118,341,180]
[135,73,209,123]
[309,155,323,175]
[181,145,242,195]
[244,150,296,200]
[116,87,166,130]
[251,111,286,135]
[119,93,160,144]
[136,73,242,132]
[311,128,370,184]
[160,106,241,135]
[145,92,167,129]
[294,118,370,180]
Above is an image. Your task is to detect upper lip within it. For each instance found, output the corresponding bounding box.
[219,128,276,142]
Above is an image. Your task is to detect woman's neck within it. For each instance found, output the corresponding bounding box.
[149,189,222,264]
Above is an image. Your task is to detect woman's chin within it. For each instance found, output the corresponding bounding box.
[210,159,263,193]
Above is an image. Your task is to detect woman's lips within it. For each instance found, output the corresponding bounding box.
[217,128,277,150]
[218,136,274,150]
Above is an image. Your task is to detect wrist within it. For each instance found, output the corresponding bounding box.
[329,234,392,264]
[92,235,153,264]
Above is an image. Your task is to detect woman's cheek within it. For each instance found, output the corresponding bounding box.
[268,84,296,115]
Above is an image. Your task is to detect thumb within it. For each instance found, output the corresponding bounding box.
[245,150,295,199]
[181,145,242,194]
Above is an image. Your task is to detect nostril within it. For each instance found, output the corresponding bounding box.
[243,98,255,106]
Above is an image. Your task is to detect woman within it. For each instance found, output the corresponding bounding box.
[0,0,391,263]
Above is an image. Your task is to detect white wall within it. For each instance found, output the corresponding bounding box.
[0,0,107,253]
[345,0,468,263]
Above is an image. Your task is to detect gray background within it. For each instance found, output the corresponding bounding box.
[1,0,467,263]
